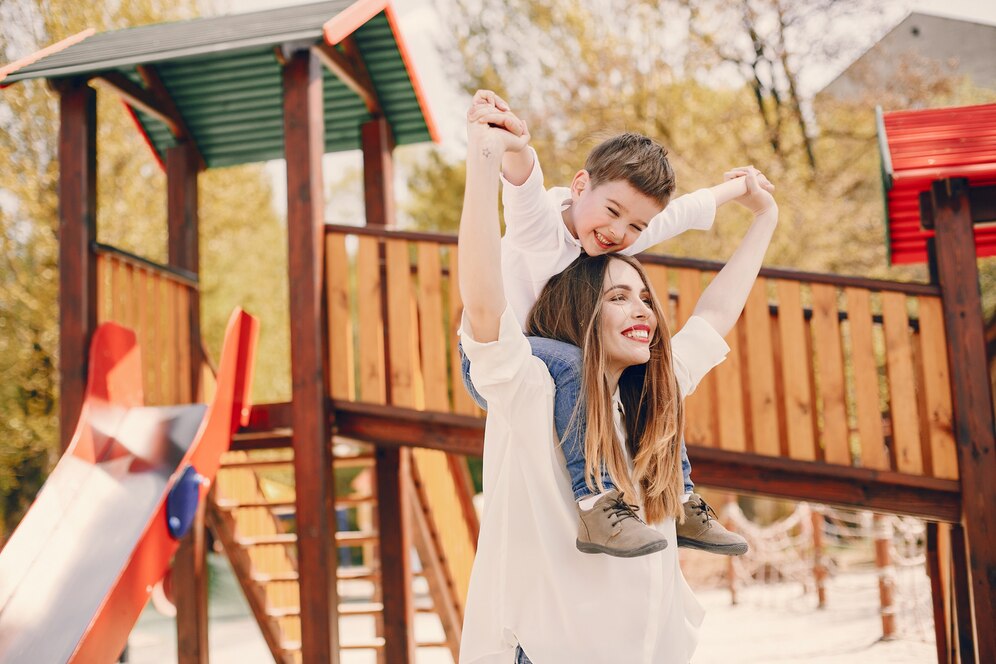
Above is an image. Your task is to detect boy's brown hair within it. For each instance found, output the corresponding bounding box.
[585,132,676,207]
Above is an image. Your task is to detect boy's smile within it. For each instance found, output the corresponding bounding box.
[563,176,662,256]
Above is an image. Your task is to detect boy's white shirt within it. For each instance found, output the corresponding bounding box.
[499,146,717,328]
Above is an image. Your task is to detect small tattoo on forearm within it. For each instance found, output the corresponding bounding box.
[482,147,492,158]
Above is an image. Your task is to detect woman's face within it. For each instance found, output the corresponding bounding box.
[599,259,657,380]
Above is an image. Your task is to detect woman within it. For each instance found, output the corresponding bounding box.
[457,104,778,663]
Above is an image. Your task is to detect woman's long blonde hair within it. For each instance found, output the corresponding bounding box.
[525,254,685,524]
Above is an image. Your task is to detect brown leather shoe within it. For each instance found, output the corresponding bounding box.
[576,490,669,558]
[676,493,748,555]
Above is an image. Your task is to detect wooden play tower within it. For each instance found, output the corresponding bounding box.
[2,1,994,662]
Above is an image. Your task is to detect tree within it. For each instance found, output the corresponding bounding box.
[408,0,995,314]
[0,0,291,537]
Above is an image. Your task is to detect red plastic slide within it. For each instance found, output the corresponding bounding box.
[0,309,258,663]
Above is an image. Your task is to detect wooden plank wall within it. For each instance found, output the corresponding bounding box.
[324,229,959,483]
[95,251,194,406]
[325,233,478,624]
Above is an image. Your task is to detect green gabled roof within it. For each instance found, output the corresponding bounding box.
[2,0,437,168]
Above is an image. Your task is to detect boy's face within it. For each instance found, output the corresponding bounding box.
[567,173,662,256]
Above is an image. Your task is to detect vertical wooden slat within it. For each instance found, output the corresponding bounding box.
[164,280,178,404]
[881,291,923,475]
[148,273,162,406]
[283,48,338,664]
[844,287,888,470]
[357,236,386,404]
[811,284,850,466]
[644,264,669,310]
[715,325,747,452]
[917,296,959,480]
[743,279,780,456]
[374,447,414,662]
[676,268,715,445]
[416,243,449,409]
[326,233,354,401]
[776,280,816,461]
[385,239,416,408]
[447,248,478,416]
[58,79,97,452]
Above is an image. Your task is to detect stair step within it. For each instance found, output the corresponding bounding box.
[230,428,293,450]
[279,637,448,652]
[266,601,436,619]
[252,567,424,583]
[237,531,378,547]
[216,495,376,511]
[220,454,374,470]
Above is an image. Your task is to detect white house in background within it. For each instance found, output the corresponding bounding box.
[819,12,996,100]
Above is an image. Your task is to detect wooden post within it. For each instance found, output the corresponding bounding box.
[874,514,896,639]
[927,523,952,664]
[375,447,415,661]
[57,79,97,452]
[724,495,739,606]
[283,48,339,663]
[167,141,208,663]
[362,116,414,661]
[362,117,395,229]
[929,178,996,663]
[812,509,827,609]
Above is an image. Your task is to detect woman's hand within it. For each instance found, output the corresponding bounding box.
[724,166,776,217]
[466,92,530,158]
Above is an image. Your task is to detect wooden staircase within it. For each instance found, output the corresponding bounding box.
[207,424,466,663]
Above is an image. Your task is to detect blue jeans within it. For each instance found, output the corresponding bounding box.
[460,337,694,499]
[514,645,532,663]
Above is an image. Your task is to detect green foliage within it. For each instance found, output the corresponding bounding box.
[411,0,996,316]
[0,0,289,537]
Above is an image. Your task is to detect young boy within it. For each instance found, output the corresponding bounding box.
[461,90,765,558]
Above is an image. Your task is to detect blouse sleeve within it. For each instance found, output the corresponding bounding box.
[670,315,730,397]
[459,305,541,403]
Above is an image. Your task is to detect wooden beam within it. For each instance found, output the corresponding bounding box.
[930,177,996,663]
[312,41,380,115]
[136,65,205,168]
[689,445,961,522]
[58,79,97,452]
[282,48,339,664]
[332,400,485,457]
[167,140,207,663]
[91,72,181,136]
[362,117,395,228]
[328,400,962,521]
[920,184,996,229]
[375,447,415,662]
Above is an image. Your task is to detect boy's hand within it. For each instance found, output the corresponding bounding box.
[724,166,775,216]
[466,96,530,157]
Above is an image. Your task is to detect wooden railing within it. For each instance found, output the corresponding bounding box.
[323,224,959,482]
[95,243,197,406]
[325,226,479,616]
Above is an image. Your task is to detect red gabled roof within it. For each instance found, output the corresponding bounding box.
[878,102,996,265]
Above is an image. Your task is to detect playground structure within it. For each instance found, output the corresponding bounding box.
[0,1,993,663]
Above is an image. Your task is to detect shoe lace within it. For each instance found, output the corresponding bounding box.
[604,493,644,527]
[691,497,719,523]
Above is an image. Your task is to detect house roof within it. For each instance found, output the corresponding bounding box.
[1,0,438,168]
[877,102,996,264]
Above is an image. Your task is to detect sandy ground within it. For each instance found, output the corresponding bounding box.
[126,554,937,663]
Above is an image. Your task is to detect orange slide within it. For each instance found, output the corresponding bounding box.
[0,309,258,663]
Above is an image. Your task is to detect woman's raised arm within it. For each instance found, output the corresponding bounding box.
[458,95,529,342]
[692,168,779,337]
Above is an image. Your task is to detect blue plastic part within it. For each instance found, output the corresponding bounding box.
[166,465,203,540]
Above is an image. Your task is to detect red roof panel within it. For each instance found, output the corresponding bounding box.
[878,102,996,264]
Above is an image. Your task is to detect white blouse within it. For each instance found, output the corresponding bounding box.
[458,307,730,664]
